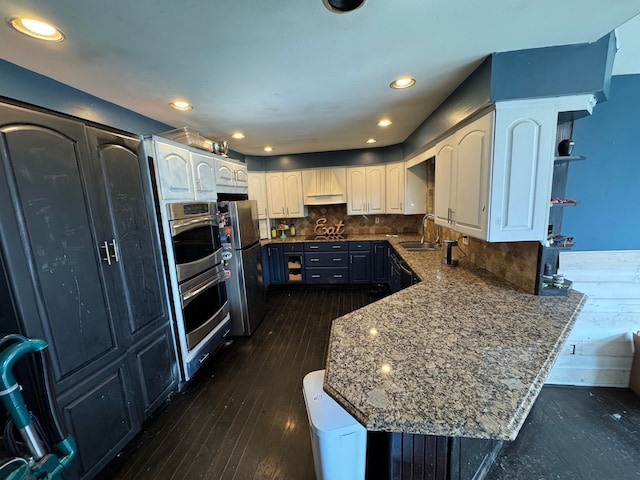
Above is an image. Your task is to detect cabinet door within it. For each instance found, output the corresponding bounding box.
[349,252,371,283]
[346,167,367,215]
[372,241,390,283]
[0,105,122,389]
[366,165,386,214]
[283,171,305,217]
[248,172,269,219]
[153,141,194,200]
[191,152,216,200]
[454,113,492,238]
[385,163,405,214]
[215,158,235,187]
[265,245,285,284]
[266,172,286,218]
[86,128,171,343]
[58,358,139,480]
[234,163,248,187]
[434,139,455,225]
[490,103,556,242]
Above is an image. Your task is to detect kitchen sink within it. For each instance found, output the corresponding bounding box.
[398,241,437,251]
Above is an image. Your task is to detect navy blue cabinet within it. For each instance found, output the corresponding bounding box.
[0,101,176,479]
[372,241,391,283]
[349,241,371,284]
[264,244,286,285]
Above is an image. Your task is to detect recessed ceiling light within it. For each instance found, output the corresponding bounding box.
[10,17,64,42]
[377,118,392,127]
[264,146,273,152]
[169,100,193,111]
[231,132,245,139]
[365,138,377,144]
[390,77,416,89]
[323,0,366,13]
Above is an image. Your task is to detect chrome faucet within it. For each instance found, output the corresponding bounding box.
[420,213,441,246]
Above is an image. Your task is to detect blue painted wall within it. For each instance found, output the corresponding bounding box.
[0,59,173,135]
[246,144,404,172]
[403,57,492,158]
[491,33,616,103]
[563,74,640,251]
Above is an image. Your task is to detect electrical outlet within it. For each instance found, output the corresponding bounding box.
[462,235,469,245]
[375,217,380,224]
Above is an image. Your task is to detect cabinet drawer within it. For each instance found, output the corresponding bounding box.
[281,242,304,252]
[348,241,371,251]
[305,268,348,284]
[304,242,348,252]
[304,252,349,267]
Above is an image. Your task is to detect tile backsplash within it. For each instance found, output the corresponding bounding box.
[276,205,423,237]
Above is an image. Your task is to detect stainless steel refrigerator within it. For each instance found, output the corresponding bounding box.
[219,200,266,336]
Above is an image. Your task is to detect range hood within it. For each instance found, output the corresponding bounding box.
[302,168,347,205]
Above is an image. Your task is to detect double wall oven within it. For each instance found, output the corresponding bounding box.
[166,201,231,381]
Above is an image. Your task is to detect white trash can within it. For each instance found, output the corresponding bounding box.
[303,370,367,480]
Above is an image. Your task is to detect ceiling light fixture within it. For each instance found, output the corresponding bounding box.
[231,132,245,139]
[377,118,392,127]
[10,17,65,42]
[264,146,273,152]
[365,138,377,144]
[390,77,416,89]
[323,0,366,13]
[169,100,193,111]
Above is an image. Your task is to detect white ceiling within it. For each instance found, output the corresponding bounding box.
[1,1,639,156]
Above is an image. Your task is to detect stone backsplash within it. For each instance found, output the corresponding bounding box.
[274,205,423,237]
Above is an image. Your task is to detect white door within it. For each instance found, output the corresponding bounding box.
[454,113,492,238]
[248,172,268,219]
[234,164,248,187]
[153,141,194,200]
[283,171,305,217]
[266,172,286,218]
[366,165,386,214]
[215,158,235,187]
[346,167,366,215]
[434,139,455,226]
[191,152,215,200]
[385,163,404,214]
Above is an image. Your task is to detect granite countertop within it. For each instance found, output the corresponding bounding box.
[262,234,585,440]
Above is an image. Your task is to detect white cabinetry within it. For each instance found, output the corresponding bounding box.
[266,171,307,218]
[215,157,248,194]
[248,172,269,239]
[385,163,404,214]
[434,95,596,243]
[151,137,216,201]
[346,165,385,215]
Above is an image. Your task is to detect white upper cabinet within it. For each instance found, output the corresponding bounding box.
[346,165,385,215]
[151,138,220,201]
[266,171,307,218]
[191,151,216,200]
[434,94,596,243]
[385,163,404,214]
[248,172,268,219]
[215,157,248,193]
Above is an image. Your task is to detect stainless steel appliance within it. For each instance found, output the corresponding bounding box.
[166,201,231,380]
[218,200,266,336]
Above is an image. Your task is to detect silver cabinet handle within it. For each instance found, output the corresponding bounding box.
[309,246,319,249]
[109,239,119,263]
[100,241,111,265]
[264,208,268,216]
[198,353,210,364]
[195,178,201,192]
[400,201,403,211]
[331,245,341,249]
[310,258,320,262]
[333,258,342,262]
[311,274,321,278]
[333,274,343,278]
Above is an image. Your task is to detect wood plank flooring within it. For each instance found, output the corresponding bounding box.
[97,285,381,480]
[98,285,640,480]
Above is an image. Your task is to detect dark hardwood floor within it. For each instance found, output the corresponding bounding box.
[98,286,640,480]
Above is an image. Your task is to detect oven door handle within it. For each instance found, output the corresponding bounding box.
[171,217,216,237]
[182,270,226,303]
